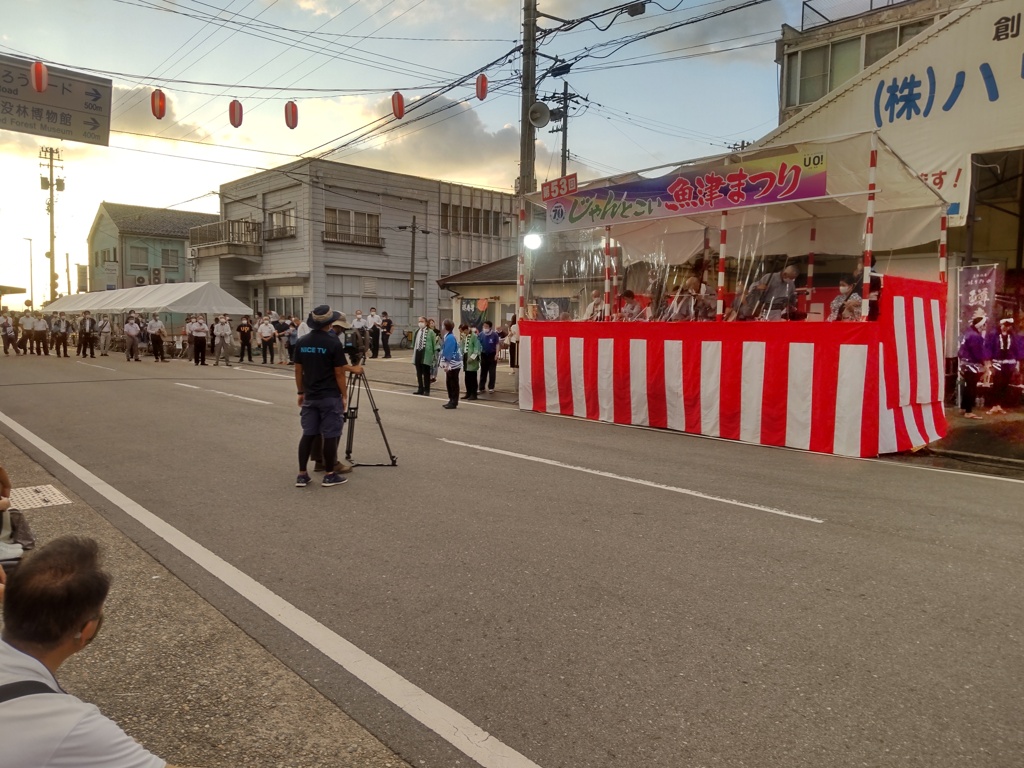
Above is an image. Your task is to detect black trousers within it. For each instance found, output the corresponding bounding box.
[480,353,497,390]
[414,349,431,394]
[445,368,461,406]
[2,335,16,354]
[990,363,1016,408]
[961,368,981,413]
[239,338,253,361]
[53,333,69,356]
[193,338,207,365]
[80,333,95,357]
[464,369,478,398]
[151,334,165,361]
[261,339,275,363]
[33,330,48,355]
[381,332,391,358]
[509,342,518,369]
[370,327,380,358]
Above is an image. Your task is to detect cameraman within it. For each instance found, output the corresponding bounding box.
[293,306,363,488]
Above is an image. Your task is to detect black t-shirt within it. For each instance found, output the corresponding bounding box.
[381,318,393,335]
[236,322,252,341]
[294,329,348,399]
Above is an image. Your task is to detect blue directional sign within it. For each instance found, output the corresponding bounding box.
[0,53,112,146]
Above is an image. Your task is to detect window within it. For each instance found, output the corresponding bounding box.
[799,45,829,104]
[323,207,383,247]
[829,38,860,91]
[493,211,504,237]
[482,209,491,236]
[101,249,112,263]
[441,203,450,232]
[785,52,800,108]
[450,205,461,233]
[462,206,471,234]
[129,246,148,268]
[899,19,933,44]
[161,248,179,269]
[268,297,304,318]
[265,208,296,240]
[93,251,99,267]
[865,28,898,67]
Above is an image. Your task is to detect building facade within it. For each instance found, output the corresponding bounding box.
[189,159,519,332]
[86,203,219,293]
[777,0,961,124]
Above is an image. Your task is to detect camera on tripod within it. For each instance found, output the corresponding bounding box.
[342,328,367,363]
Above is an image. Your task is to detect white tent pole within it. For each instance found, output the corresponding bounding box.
[602,226,612,321]
[939,213,948,283]
[716,211,728,321]
[861,133,879,321]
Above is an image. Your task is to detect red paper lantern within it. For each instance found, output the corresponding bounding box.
[391,91,405,120]
[151,89,166,120]
[229,99,243,128]
[31,62,48,94]
[475,73,488,101]
[284,100,298,130]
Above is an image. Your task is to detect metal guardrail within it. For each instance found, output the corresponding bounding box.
[802,0,911,30]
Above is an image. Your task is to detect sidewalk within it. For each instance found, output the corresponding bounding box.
[928,408,1024,466]
[235,347,522,405]
[0,433,411,768]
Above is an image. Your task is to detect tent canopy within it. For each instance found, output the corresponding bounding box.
[529,133,945,265]
[45,282,253,315]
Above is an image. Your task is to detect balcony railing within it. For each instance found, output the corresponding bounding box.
[190,219,262,247]
[322,230,385,248]
[263,225,297,241]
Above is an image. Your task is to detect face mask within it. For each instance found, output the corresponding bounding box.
[418,321,426,328]
[839,286,849,295]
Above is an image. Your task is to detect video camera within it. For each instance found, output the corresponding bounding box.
[341,327,367,363]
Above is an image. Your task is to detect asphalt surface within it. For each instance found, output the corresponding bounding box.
[0,351,1021,768]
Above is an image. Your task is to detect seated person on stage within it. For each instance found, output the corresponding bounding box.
[665,277,715,321]
[734,266,803,320]
[827,277,862,322]
[619,290,646,321]
[852,256,882,320]
[581,290,604,321]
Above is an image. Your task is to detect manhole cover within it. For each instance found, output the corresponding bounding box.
[9,485,72,510]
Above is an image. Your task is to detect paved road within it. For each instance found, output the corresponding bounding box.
[1,354,1021,768]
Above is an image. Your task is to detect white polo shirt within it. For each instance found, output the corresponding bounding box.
[0,640,165,768]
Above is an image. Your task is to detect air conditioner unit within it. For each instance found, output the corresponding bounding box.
[151,267,162,285]
[189,247,199,259]
[135,275,148,286]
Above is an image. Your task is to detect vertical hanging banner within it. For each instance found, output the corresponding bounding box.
[544,149,828,233]
[957,264,998,331]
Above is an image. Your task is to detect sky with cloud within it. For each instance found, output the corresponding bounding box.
[1,0,803,308]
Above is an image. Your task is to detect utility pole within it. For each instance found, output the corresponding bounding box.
[39,147,64,303]
[409,214,417,310]
[547,82,579,177]
[65,253,71,299]
[23,238,33,309]
[519,0,539,225]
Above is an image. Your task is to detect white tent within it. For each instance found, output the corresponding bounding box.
[45,282,253,315]
[529,132,946,266]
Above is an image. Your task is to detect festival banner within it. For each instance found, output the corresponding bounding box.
[545,149,828,233]
[956,264,997,333]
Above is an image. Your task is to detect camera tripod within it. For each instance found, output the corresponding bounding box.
[344,370,397,467]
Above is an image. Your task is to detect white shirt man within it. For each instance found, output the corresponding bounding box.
[366,309,382,359]
[212,317,233,367]
[124,317,141,362]
[582,290,604,321]
[146,316,165,337]
[96,315,112,356]
[147,315,168,363]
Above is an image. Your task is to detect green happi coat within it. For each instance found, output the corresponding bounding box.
[460,331,482,372]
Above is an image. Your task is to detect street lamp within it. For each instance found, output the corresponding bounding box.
[23,238,33,308]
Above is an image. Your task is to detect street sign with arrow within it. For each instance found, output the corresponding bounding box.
[0,53,111,146]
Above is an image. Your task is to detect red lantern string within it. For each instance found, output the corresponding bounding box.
[151,89,166,120]
[229,99,243,128]
[284,100,298,130]
[391,91,405,120]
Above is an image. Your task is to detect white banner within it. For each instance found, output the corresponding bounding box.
[760,0,1024,225]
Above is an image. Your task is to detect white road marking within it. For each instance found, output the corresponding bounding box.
[174,382,272,405]
[208,389,273,405]
[440,439,825,523]
[232,367,292,378]
[0,410,544,768]
[76,361,117,372]
[862,457,1024,484]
